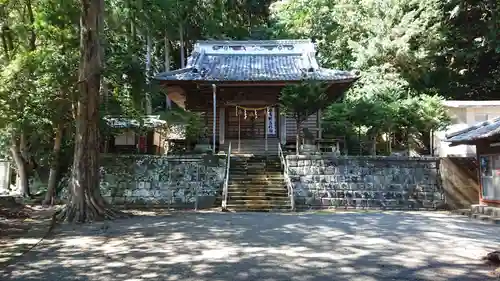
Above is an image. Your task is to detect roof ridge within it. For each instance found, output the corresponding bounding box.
[196,39,313,45]
[202,53,304,56]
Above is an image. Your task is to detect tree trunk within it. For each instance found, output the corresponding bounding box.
[43,124,63,205]
[164,30,170,71]
[372,134,377,156]
[179,23,185,68]
[164,30,172,109]
[26,0,36,51]
[406,128,411,156]
[10,137,30,197]
[387,130,392,155]
[58,0,118,223]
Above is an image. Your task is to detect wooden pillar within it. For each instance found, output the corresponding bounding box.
[280,110,287,145]
[212,84,216,154]
[219,107,225,145]
[265,107,268,153]
[318,109,322,151]
[238,110,241,153]
[318,109,322,139]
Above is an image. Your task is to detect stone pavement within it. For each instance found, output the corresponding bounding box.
[1,211,499,281]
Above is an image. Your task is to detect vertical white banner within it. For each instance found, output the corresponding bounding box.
[267,107,276,135]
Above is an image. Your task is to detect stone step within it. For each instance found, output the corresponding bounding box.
[228,199,290,207]
[228,187,287,192]
[230,169,282,173]
[229,185,285,189]
[230,162,280,165]
[229,178,283,182]
[228,192,287,197]
[226,205,291,212]
[231,158,281,162]
[230,163,280,167]
[228,185,286,190]
[230,170,282,174]
[228,195,288,200]
[471,204,500,218]
[231,171,283,175]
[223,154,287,212]
[229,177,284,182]
[230,168,282,171]
[228,191,287,195]
[228,190,288,195]
[228,202,289,207]
[230,163,281,167]
[231,165,280,167]
[228,183,286,189]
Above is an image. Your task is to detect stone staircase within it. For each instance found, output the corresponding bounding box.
[225,156,290,212]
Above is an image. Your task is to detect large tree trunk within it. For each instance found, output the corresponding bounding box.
[10,137,30,197]
[43,124,63,205]
[59,0,117,222]
[9,0,37,198]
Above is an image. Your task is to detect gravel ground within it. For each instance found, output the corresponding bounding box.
[1,211,499,281]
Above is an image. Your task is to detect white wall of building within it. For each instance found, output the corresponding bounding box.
[435,101,500,157]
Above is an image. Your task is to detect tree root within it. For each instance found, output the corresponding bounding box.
[56,203,129,223]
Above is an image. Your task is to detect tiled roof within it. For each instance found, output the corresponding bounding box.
[154,40,358,82]
[445,117,500,144]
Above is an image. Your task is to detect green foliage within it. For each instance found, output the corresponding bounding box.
[184,112,204,143]
[0,0,492,174]
[279,81,328,124]
[272,0,451,152]
[425,0,500,100]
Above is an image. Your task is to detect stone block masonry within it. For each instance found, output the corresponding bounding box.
[286,155,443,210]
[96,155,226,208]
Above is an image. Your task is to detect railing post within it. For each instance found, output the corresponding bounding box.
[222,142,231,211]
[279,143,295,212]
[195,164,199,211]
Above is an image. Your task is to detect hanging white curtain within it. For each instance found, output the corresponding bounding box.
[267,107,276,135]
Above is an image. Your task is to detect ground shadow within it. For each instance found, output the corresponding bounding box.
[1,211,499,281]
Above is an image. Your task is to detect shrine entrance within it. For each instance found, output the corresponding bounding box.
[223,104,279,154]
[226,105,269,139]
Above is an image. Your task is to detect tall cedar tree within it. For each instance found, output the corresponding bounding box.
[58,0,118,222]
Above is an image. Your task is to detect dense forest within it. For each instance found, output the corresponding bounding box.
[0,0,498,221]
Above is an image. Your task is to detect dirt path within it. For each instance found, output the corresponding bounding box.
[0,201,57,266]
[2,211,500,281]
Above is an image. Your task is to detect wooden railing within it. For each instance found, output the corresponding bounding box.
[278,142,295,211]
[221,142,232,210]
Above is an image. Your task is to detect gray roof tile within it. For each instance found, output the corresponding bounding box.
[154,40,358,82]
[445,117,500,144]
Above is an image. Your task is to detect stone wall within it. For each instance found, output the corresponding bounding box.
[98,154,226,208]
[286,155,443,210]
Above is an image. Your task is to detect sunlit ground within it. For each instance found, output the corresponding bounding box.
[1,211,499,281]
